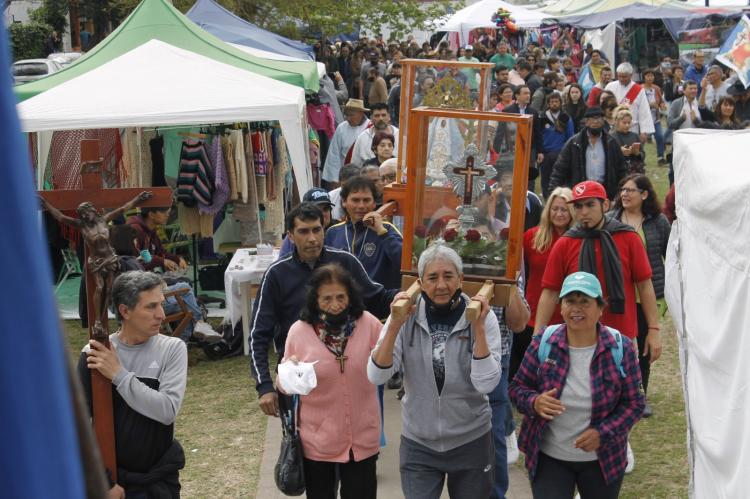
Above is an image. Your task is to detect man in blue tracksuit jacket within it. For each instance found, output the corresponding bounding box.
[250,202,397,416]
[324,176,403,290]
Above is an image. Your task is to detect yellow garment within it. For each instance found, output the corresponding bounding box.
[591,62,606,84]
[222,136,238,201]
[177,203,214,237]
[230,130,248,203]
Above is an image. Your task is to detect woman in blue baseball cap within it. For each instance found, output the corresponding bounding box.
[510,271,644,498]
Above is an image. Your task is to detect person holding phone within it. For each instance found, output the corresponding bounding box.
[609,107,644,174]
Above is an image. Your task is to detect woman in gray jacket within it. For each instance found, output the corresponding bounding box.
[368,244,502,499]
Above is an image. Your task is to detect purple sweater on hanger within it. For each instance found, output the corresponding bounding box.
[200,135,230,215]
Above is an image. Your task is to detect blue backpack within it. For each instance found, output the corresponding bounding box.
[537,324,626,378]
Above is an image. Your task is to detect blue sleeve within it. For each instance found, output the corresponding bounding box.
[344,252,395,319]
[279,236,293,258]
[380,224,403,268]
[249,269,281,396]
[565,118,575,140]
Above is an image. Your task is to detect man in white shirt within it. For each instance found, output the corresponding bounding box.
[321,99,370,190]
[350,102,399,167]
[605,62,655,142]
[699,64,730,112]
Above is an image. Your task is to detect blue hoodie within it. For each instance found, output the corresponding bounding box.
[324,220,403,289]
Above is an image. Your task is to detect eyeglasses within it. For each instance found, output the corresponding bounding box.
[381,173,397,182]
[620,187,643,194]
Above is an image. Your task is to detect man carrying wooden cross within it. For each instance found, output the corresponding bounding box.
[78,270,188,498]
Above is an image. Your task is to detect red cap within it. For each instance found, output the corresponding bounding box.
[570,181,607,202]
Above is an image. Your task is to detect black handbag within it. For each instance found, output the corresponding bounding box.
[274,395,305,495]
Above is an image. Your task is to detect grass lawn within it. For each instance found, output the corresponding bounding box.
[61,139,687,498]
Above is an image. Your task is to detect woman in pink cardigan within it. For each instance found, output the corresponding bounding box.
[281,263,382,499]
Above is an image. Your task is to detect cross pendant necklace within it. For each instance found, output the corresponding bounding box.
[336,354,348,373]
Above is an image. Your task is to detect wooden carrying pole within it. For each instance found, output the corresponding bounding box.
[465,280,495,321]
[391,280,422,321]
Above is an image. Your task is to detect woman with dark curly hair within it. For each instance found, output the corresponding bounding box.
[609,173,671,417]
[279,263,383,499]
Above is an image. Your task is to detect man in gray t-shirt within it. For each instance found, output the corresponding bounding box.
[78,271,187,498]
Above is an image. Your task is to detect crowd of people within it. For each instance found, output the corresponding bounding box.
[72,30,747,499]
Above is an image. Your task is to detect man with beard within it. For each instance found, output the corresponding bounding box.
[549,107,626,200]
[539,92,575,198]
[349,103,400,167]
[250,203,396,417]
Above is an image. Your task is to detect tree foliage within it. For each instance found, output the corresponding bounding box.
[9,21,53,60]
[88,0,460,45]
[28,0,69,34]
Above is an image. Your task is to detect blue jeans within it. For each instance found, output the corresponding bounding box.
[652,120,665,159]
[163,282,201,341]
[489,344,513,499]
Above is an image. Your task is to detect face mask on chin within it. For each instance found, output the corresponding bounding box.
[588,126,603,137]
[422,288,463,315]
[320,308,350,328]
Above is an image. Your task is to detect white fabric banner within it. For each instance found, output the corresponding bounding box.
[664,128,750,499]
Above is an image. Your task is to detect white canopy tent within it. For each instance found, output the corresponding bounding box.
[439,0,548,46]
[18,39,312,195]
[665,129,750,498]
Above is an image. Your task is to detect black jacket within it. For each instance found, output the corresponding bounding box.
[502,103,544,154]
[548,129,626,200]
[249,246,397,396]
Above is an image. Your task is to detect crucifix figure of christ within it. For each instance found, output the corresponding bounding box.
[443,144,496,229]
[37,139,173,480]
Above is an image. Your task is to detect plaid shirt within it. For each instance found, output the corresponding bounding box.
[491,276,528,358]
[509,323,645,485]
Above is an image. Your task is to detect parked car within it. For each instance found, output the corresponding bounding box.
[12,59,62,85]
[48,52,82,68]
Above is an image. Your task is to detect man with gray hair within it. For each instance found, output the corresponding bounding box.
[78,270,188,497]
[605,62,655,143]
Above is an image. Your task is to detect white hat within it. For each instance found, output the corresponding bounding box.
[464,44,474,51]
[277,360,318,395]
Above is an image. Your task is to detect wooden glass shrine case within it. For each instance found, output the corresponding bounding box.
[397,59,494,182]
[384,107,533,308]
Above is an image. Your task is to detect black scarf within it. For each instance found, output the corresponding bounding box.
[565,217,634,314]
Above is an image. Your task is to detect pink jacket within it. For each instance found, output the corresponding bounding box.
[284,312,382,463]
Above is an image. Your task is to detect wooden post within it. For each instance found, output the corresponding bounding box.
[38,139,173,481]
[391,281,422,321]
[466,280,495,321]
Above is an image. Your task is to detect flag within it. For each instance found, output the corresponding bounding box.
[0,26,85,498]
[716,15,750,89]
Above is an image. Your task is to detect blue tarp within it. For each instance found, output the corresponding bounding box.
[186,0,314,60]
[0,24,85,499]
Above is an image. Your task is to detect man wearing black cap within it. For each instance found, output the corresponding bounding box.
[549,106,627,200]
[278,188,339,258]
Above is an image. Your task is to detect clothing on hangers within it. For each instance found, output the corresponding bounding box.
[176,140,214,208]
[306,103,336,139]
[229,130,248,203]
[200,135,230,215]
[221,135,238,201]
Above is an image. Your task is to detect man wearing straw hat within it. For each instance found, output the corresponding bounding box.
[322,99,371,190]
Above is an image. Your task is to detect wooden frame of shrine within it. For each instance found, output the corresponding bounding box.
[384,106,533,308]
[397,59,494,182]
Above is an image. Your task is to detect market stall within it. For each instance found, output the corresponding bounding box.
[438,0,547,46]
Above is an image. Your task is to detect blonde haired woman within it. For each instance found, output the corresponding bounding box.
[610,107,644,174]
[509,187,575,381]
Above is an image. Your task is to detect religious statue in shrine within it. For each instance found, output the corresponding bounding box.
[40,189,153,339]
[426,118,465,185]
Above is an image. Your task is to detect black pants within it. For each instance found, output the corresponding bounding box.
[303,453,378,499]
[510,326,534,383]
[531,453,623,499]
[636,303,651,394]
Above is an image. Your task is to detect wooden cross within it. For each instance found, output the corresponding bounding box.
[453,155,484,205]
[336,354,348,373]
[38,139,173,481]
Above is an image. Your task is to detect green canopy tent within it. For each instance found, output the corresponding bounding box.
[14,0,319,101]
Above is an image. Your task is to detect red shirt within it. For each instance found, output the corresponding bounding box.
[541,232,653,338]
[523,227,564,328]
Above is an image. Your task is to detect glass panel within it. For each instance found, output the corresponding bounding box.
[412,113,522,278]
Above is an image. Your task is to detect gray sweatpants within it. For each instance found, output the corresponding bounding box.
[400,431,494,499]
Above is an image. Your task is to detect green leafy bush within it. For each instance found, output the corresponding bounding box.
[9,22,53,61]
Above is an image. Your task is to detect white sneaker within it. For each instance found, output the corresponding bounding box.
[574,494,581,499]
[506,430,519,464]
[625,441,635,474]
[193,321,223,343]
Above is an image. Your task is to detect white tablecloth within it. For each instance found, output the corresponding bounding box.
[223,248,279,329]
